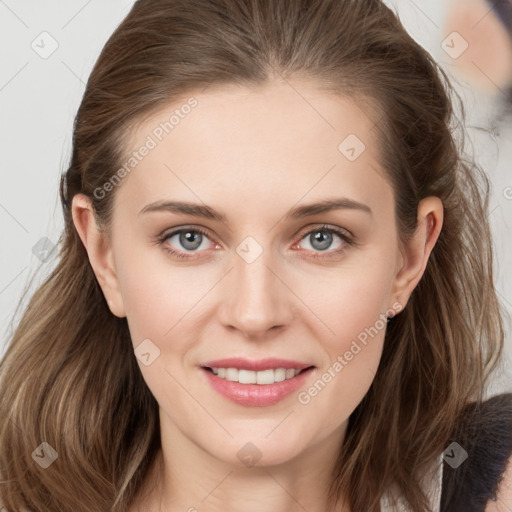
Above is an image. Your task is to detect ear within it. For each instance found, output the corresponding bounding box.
[71,193,126,318]
[390,196,444,311]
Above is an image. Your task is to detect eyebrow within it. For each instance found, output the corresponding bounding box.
[138,198,372,221]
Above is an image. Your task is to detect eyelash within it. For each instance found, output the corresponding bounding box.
[155,224,354,260]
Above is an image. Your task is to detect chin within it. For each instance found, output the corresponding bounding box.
[209,431,310,469]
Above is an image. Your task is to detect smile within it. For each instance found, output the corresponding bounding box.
[200,358,315,407]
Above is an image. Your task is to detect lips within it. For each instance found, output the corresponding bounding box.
[200,357,315,407]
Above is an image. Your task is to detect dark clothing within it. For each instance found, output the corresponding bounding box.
[440,392,512,511]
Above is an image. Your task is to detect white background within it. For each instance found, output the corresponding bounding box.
[1,0,511,393]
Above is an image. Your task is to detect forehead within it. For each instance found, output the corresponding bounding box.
[112,79,391,222]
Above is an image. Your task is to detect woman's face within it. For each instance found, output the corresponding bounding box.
[75,79,438,469]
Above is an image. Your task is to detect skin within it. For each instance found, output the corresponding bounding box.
[443,0,512,93]
[72,79,444,512]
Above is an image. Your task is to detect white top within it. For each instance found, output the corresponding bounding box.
[380,453,444,511]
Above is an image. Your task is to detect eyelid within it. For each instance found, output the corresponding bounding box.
[293,223,354,243]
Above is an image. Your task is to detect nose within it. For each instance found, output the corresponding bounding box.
[218,246,295,339]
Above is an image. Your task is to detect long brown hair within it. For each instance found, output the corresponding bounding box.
[0,0,506,510]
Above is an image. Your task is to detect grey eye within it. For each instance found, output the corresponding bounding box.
[166,230,210,252]
[309,231,334,251]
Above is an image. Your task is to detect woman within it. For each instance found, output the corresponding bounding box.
[0,0,511,511]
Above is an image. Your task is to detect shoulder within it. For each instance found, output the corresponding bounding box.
[441,393,512,512]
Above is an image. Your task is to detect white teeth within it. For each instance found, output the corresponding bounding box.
[239,369,256,384]
[274,368,286,382]
[208,367,306,384]
[256,369,274,385]
[225,368,238,382]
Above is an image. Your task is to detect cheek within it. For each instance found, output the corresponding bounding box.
[292,255,395,412]
[312,280,388,382]
[115,250,211,409]
[115,242,212,344]
[296,256,395,349]
[297,281,390,431]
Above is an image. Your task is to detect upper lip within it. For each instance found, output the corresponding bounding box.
[201,357,313,371]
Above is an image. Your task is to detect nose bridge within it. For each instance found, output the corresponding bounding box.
[220,236,293,337]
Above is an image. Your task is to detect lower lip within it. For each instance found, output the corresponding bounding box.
[201,367,315,407]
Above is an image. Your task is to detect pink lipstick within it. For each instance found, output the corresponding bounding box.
[200,357,315,407]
